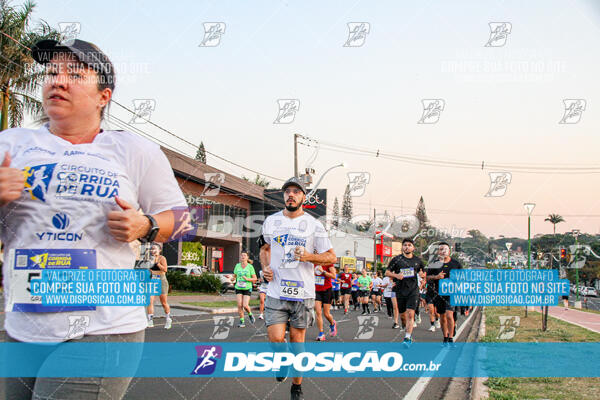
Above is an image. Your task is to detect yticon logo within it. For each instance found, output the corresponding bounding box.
[52,213,70,229]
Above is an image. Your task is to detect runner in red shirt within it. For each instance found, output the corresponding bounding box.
[339,264,354,314]
[314,264,338,341]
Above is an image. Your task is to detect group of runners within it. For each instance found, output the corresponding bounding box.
[223,177,471,399]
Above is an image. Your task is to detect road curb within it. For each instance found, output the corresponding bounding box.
[170,303,260,314]
[470,309,489,400]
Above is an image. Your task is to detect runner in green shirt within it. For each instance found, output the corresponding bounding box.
[357,269,373,314]
[232,252,257,327]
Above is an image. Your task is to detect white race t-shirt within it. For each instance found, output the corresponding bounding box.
[261,211,332,300]
[0,125,187,342]
[372,277,383,292]
[382,277,393,297]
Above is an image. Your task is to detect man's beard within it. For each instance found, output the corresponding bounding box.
[285,203,301,212]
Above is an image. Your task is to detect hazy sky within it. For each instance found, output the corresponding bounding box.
[23,0,600,238]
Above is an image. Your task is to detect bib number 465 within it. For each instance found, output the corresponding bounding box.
[282,286,300,296]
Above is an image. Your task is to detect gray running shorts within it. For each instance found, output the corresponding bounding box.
[265,296,315,329]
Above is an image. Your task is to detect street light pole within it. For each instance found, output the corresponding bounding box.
[524,203,536,269]
[505,242,512,268]
[573,229,581,303]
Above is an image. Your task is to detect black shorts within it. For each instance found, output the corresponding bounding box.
[433,295,454,314]
[370,290,381,297]
[332,290,340,300]
[425,293,436,304]
[358,290,370,298]
[315,288,333,304]
[562,295,569,300]
[340,287,352,296]
[235,289,252,296]
[397,292,419,313]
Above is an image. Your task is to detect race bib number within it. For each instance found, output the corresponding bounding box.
[341,283,349,288]
[315,276,325,286]
[237,280,247,289]
[400,268,415,277]
[7,248,97,313]
[279,280,304,301]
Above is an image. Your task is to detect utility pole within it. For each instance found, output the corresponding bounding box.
[294,133,299,177]
[373,208,377,271]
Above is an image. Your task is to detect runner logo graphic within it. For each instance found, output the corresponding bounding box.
[355,315,379,339]
[497,316,520,340]
[485,22,512,47]
[347,172,370,197]
[23,163,56,202]
[344,22,370,47]
[210,317,234,340]
[191,345,222,375]
[130,99,156,124]
[201,172,225,196]
[559,99,586,124]
[485,172,512,197]
[58,22,81,45]
[418,99,445,124]
[66,315,90,339]
[199,22,226,47]
[273,234,289,247]
[273,99,300,124]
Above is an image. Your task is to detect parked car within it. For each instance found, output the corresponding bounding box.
[167,265,203,276]
[215,273,235,293]
[581,287,598,297]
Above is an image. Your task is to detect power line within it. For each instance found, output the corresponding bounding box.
[300,136,600,175]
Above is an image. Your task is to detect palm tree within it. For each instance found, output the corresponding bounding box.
[544,213,565,235]
[1,0,61,131]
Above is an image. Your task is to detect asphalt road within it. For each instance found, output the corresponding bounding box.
[121,305,480,400]
[0,291,481,400]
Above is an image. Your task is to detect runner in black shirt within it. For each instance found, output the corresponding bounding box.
[385,238,425,347]
[426,242,462,347]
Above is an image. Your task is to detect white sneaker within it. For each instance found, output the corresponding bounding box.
[428,325,436,332]
[147,318,154,328]
[413,321,418,328]
[164,318,172,329]
[435,320,441,329]
[258,314,264,320]
[416,315,421,324]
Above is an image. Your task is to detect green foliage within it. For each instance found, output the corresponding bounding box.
[1,0,62,130]
[341,184,353,223]
[195,141,206,163]
[165,271,221,293]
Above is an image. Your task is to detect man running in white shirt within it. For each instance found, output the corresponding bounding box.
[259,177,336,400]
